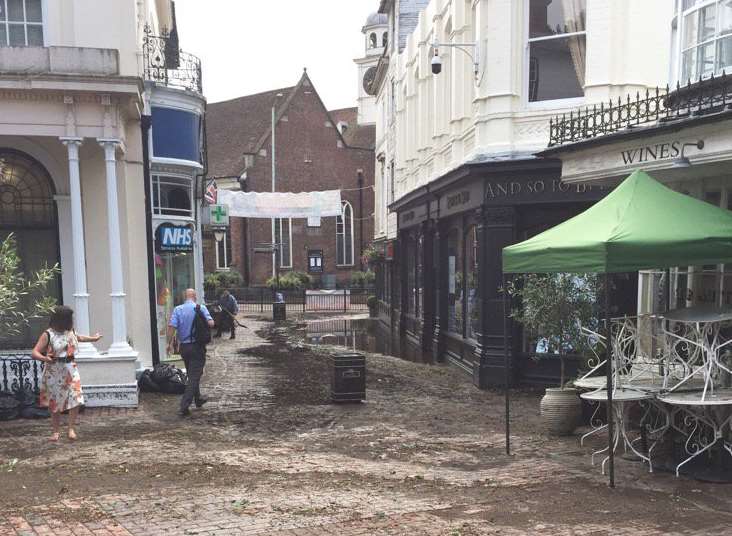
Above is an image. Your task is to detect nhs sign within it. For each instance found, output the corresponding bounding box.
[156,223,194,253]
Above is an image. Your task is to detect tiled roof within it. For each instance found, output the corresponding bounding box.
[206,86,294,177]
[328,107,376,150]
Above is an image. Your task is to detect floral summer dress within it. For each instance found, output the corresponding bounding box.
[39,329,85,413]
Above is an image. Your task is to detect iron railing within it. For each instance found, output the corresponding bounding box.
[1,353,43,395]
[548,72,732,146]
[142,25,202,94]
[206,288,372,314]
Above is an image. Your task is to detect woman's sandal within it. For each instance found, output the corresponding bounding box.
[49,432,60,442]
[68,429,77,441]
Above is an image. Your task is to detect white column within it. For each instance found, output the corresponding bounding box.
[60,137,98,357]
[98,139,136,356]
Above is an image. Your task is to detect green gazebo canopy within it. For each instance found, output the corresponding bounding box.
[503,170,732,274]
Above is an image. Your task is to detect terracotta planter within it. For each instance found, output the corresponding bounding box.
[540,387,581,436]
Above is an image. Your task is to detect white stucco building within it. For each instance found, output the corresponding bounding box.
[0,0,206,406]
[370,0,673,386]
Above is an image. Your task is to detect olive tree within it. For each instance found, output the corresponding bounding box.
[0,234,59,337]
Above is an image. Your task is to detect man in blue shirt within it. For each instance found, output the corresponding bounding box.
[167,289,214,416]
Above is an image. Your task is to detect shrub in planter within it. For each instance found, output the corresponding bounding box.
[367,295,378,317]
[507,273,602,436]
[351,270,375,288]
[266,271,312,290]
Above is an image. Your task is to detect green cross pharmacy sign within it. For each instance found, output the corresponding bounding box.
[207,204,229,229]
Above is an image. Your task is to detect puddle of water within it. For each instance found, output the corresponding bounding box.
[305,317,402,359]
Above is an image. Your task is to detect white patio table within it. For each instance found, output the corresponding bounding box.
[657,389,732,476]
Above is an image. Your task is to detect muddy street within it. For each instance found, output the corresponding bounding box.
[1,315,731,535]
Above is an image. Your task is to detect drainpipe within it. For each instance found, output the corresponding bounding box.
[141,113,160,367]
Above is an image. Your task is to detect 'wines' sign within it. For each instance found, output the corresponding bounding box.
[620,141,682,165]
[156,223,194,253]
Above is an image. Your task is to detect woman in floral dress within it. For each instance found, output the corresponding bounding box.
[31,306,102,442]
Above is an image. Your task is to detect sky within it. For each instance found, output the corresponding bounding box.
[174,0,378,110]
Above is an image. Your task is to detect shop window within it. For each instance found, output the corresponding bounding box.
[466,225,480,340]
[680,0,732,80]
[0,0,43,47]
[447,227,463,335]
[215,231,232,271]
[155,251,195,361]
[528,0,586,102]
[275,218,292,268]
[152,175,193,218]
[336,201,354,266]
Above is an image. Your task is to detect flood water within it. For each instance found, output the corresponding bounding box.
[305,316,400,358]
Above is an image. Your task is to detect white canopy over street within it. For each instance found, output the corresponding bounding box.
[217,189,343,219]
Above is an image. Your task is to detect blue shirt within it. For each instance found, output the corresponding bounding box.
[169,300,213,344]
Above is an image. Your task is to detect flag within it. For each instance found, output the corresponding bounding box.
[204,180,217,205]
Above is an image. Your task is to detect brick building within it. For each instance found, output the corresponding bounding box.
[204,69,375,287]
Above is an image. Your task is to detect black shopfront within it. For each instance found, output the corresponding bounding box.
[376,158,613,387]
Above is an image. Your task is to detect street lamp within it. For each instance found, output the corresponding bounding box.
[430,40,481,80]
[271,92,284,280]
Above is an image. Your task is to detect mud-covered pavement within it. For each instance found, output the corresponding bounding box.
[1,315,732,536]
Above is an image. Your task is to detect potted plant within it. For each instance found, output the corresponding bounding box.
[362,245,384,267]
[507,273,600,436]
[367,295,378,317]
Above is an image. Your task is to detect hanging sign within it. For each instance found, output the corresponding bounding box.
[156,223,194,252]
[207,204,229,228]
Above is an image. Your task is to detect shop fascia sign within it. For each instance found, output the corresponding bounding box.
[619,141,683,165]
[156,222,194,253]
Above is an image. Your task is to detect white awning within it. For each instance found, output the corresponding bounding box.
[218,189,342,219]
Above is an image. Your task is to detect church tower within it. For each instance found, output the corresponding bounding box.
[355,12,388,126]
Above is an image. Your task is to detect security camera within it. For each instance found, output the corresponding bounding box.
[431,49,442,75]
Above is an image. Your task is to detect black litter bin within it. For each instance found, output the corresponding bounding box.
[273,302,286,322]
[331,352,365,403]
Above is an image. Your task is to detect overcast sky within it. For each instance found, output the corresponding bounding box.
[174,0,378,110]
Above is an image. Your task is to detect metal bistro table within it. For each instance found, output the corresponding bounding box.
[580,388,656,474]
[662,306,732,398]
[658,389,732,477]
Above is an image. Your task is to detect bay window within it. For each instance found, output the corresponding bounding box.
[679,0,732,81]
[0,0,43,47]
[528,0,586,102]
[152,175,193,218]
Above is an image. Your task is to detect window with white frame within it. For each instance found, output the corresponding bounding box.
[527,0,586,102]
[0,0,43,47]
[274,218,292,268]
[679,0,732,81]
[336,201,354,266]
[152,175,193,218]
[215,231,232,271]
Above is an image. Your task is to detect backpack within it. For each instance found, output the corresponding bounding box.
[191,304,212,346]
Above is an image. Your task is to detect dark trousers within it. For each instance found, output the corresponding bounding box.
[215,313,236,339]
[180,343,206,411]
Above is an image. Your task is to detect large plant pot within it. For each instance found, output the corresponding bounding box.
[540,387,581,436]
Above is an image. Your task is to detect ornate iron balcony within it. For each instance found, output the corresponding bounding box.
[143,25,202,94]
[548,72,732,147]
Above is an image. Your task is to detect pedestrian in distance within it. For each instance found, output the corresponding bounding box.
[31,305,102,442]
[167,288,214,416]
[215,290,239,340]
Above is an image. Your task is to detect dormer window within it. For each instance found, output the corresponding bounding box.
[0,0,43,47]
[679,0,732,81]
